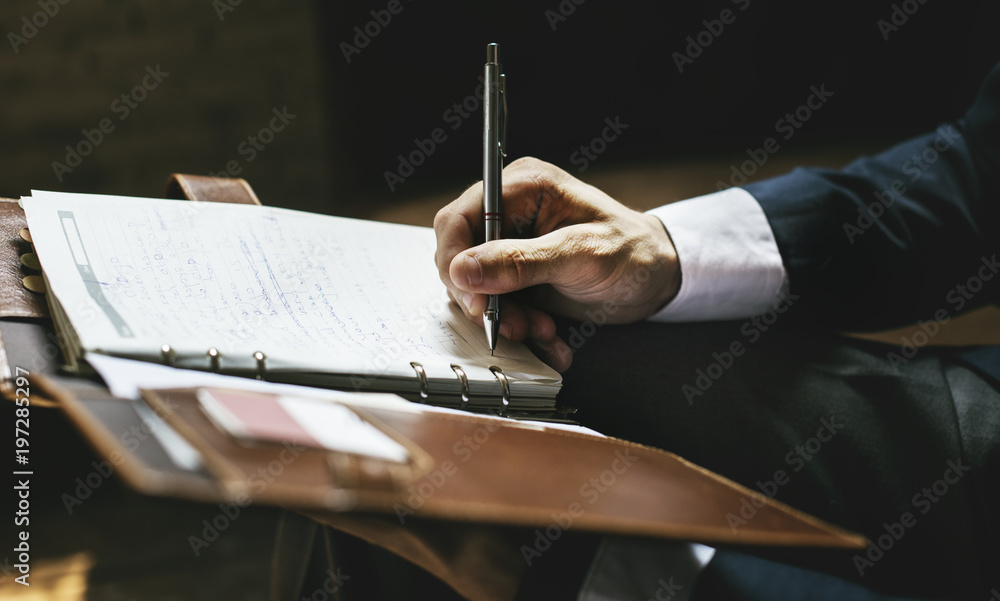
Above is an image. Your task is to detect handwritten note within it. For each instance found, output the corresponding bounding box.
[23,192,560,402]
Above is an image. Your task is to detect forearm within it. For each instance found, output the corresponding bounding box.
[747,119,1000,329]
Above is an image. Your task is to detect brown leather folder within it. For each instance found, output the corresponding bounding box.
[136,385,864,551]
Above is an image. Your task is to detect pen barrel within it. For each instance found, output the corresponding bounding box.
[483,57,502,244]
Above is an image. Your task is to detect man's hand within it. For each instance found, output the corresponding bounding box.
[433,157,681,372]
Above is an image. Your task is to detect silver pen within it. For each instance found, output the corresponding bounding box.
[483,42,506,354]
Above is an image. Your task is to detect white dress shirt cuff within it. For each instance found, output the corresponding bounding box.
[646,187,787,322]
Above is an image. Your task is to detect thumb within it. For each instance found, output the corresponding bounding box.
[449,227,587,295]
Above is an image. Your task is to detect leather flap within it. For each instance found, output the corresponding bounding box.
[165,174,262,205]
[141,387,867,550]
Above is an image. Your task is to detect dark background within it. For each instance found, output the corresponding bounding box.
[3,4,1000,598]
[2,0,999,216]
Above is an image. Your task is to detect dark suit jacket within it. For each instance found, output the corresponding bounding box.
[745,62,1000,333]
[728,62,1000,600]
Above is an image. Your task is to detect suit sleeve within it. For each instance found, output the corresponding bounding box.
[743,62,1000,330]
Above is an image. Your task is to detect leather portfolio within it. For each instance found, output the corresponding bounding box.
[5,175,865,601]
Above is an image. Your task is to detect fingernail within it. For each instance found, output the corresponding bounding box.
[461,293,475,313]
[499,323,513,340]
[464,255,484,287]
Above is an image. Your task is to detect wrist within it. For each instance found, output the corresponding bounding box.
[644,188,787,322]
[643,212,681,314]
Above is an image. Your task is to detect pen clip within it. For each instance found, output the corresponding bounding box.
[499,72,507,158]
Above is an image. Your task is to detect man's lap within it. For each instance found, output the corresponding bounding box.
[556,317,999,599]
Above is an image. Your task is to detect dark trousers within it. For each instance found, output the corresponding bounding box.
[557,316,1000,600]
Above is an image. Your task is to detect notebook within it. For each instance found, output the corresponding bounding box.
[20,190,562,412]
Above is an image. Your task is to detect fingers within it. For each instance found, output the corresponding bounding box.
[526,337,572,373]
[447,287,572,371]
[448,225,596,296]
[433,157,586,292]
[519,304,572,372]
[446,288,572,371]
[449,287,545,340]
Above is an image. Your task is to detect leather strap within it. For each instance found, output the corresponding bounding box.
[165,173,262,205]
[0,198,48,319]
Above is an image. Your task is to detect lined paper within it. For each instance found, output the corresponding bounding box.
[23,192,560,390]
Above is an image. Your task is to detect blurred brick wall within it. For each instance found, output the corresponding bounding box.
[0,0,336,213]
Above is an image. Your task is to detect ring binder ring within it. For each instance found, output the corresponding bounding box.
[410,361,429,401]
[253,351,267,380]
[207,348,221,372]
[450,363,470,410]
[161,344,175,366]
[489,366,510,417]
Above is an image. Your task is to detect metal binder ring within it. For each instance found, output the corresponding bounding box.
[489,366,510,417]
[410,361,429,401]
[253,351,267,380]
[207,348,221,372]
[160,344,175,366]
[450,363,470,410]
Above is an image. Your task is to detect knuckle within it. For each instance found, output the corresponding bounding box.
[506,157,566,207]
[432,206,453,232]
[570,226,627,276]
[509,156,544,171]
[569,225,606,255]
[510,157,559,187]
[504,246,534,285]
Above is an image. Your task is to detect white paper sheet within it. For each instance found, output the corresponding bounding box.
[22,191,560,394]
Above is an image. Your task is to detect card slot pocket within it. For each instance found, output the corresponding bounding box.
[141,388,434,510]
